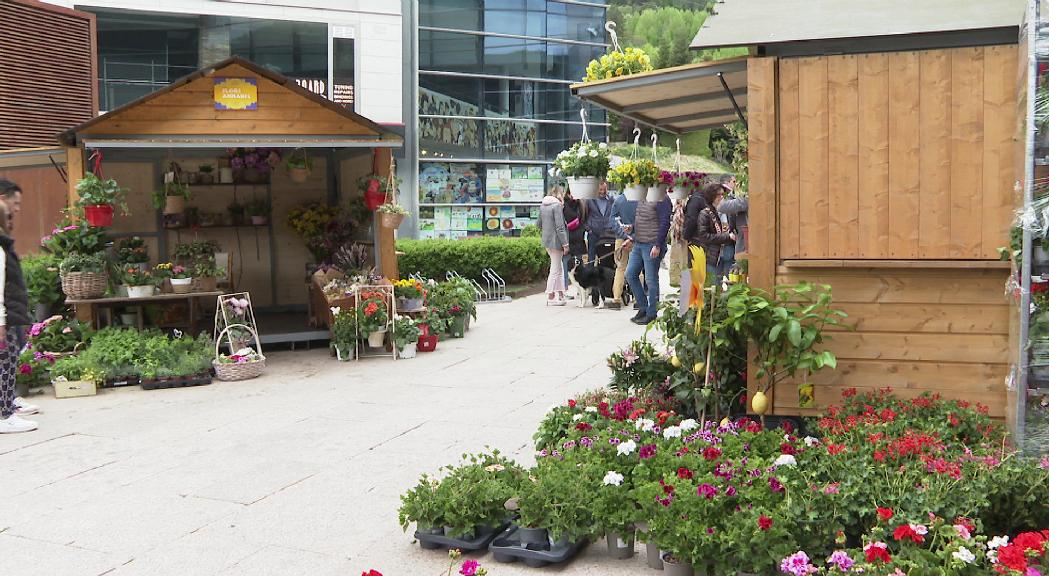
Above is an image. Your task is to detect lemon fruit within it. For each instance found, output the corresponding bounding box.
[671,356,681,368]
[751,391,769,415]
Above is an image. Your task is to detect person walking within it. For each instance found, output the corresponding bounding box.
[562,188,587,292]
[538,185,569,306]
[0,178,37,423]
[682,180,709,267]
[0,198,35,433]
[625,195,671,325]
[608,190,637,310]
[584,181,615,264]
[716,177,748,277]
[696,182,737,278]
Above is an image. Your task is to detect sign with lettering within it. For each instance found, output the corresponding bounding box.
[213,77,258,111]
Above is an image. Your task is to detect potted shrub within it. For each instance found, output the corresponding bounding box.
[553,141,610,199]
[58,252,108,300]
[417,310,443,353]
[152,181,191,215]
[377,202,409,229]
[285,149,312,183]
[28,315,90,357]
[591,465,638,559]
[670,171,707,201]
[357,291,389,348]
[167,264,192,294]
[24,253,64,321]
[192,256,223,292]
[607,159,659,201]
[330,306,358,361]
[50,355,103,398]
[116,237,149,271]
[247,198,271,226]
[515,457,594,547]
[399,474,445,535]
[75,173,129,227]
[393,315,421,359]
[393,278,425,311]
[227,200,246,226]
[434,452,525,540]
[122,266,156,298]
[198,164,215,184]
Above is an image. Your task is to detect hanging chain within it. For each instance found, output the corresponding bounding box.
[605,22,622,53]
[580,108,590,143]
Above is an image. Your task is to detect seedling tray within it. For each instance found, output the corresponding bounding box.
[489,525,586,568]
[141,374,213,390]
[415,524,507,551]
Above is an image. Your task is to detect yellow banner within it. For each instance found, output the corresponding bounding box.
[214,77,258,111]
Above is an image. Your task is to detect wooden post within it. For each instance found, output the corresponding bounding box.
[65,145,84,212]
[746,57,778,414]
[373,147,399,281]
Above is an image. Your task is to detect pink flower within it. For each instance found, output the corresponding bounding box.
[823,483,840,495]
[62,327,72,334]
[19,364,31,374]
[459,560,479,576]
[697,483,716,499]
[779,551,817,576]
[955,524,972,540]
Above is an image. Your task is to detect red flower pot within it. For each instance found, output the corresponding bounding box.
[417,334,438,353]
[364,188,386,212]
[83,204,114,227]
[418,323,431,337]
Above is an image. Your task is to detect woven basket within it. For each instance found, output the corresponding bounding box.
[61,272,107,299]
[213,323,265,381]
[379,211,404,229]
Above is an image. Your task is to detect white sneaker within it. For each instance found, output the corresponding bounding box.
[0,414,38,433]
[14,398,39,416]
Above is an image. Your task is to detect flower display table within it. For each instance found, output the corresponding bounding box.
[66,290,223,334]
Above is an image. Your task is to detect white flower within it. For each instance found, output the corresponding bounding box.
[663,426,682,439]
[617,439,637,456]
[988,536,1009,549]
[803,436,819,447]
[572,414,583,421]
[773,454,797,467]
[576,149,587,157]
[588,150,598,157]
[952,547,975,564]
[599,142,608,149]
[602,470,624,486]
[585,406,598,413]
[330,306,341,315]
[679,419,699,432]
[635,418,655,432]
[987,550,998,563]
[484,464,505,472]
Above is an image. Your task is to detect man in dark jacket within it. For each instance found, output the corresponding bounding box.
[681,187,708,266]
[625,196,672,325]
[584,181,615,264]
[0,178,36,433]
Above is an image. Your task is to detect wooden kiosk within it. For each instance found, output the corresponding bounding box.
[57,57,403,343]
[574,1,1023,417]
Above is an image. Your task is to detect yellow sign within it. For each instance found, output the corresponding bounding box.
[214,77,258,111]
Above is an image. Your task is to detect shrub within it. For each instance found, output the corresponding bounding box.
[397,237,547,284]
[22,253,64,312]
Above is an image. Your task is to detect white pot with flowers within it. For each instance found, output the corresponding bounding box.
[553,141,610,199]
[394,315,421,359]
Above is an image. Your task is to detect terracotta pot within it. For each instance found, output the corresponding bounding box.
[83,204,114,227]
[379,211,404,229]
[195,276,218,292]
[164,195,186,215]
[289,167,309,183]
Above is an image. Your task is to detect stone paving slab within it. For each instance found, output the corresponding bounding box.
[0,286,672,576]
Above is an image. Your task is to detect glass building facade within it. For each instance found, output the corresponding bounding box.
[414,0,608,239]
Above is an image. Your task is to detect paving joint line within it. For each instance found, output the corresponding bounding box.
[0,432,76,456]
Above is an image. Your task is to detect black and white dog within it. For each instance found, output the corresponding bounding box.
[568,257,616,308]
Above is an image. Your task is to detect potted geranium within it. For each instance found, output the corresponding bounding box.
[75,173,129,227]
[377,202,409,229]
[58,252,108,300]
[285,149,312,183]
[607,159,659,201]
[553,141,611,199]
[330,306,358,361]
[192,256,223,293]
[393,315,421,359]
[393,278,425,311]
[399,474,445,535]
[358,174,397,212]
[167,264,192,294]
[152,181,191,215]
[122,266,156,298]
[247,198,271,226]
[515,457,594,547]
[357,291,389,348]
[29,315,90,357]
[116,237,149,271]
[670,171,707,201]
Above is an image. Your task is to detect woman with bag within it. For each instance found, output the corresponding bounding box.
[696,182,737,278]
[538,185,570,306]
[562,188,587,291]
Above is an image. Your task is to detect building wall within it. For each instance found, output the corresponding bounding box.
[746,47,1019,418]
[40,0,403,124]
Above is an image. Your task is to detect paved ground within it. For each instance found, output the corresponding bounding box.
[0,288,672,576]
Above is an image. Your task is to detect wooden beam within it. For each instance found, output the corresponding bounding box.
[64,145,84,213]
[373,148,399,281]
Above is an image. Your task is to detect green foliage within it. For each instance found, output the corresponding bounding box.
[583,47,653,82]
[75,173,128,214]
[516,456,596,541]
[330,307,357,347]
[50,354,104,382]
[397,238,547,284]
[151,181,191,210]
[726,121,749,197]
[606,338,674,394]
[59,252,106,274]
[41,220,108,258]
[519,224,540,238]
[28,316,90,353]
[78,327,156,379]
[22,253,64,311]
[393,315,421,351]
[553,141,611,178]
[606,143,728,174]
[116,237,149,264]
[76,327,211,379]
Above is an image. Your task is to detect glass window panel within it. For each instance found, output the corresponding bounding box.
[547,4,606,43]
[420,0,482,30]
[484,119,540,160]
[228,18,327,79]
[483,36,545,78]
[484,0,545,38]
[420,30,481,73]
[421,75,481,110]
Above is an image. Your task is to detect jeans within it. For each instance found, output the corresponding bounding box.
[716,243,736,277]
[586,230,602,264]
[626,242,663,318]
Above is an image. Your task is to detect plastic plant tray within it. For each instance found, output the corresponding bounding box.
[415,523,507,552]
[488,525,587,568]
[140,374,213,390]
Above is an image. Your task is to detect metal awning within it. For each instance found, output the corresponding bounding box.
[570,58,747,134]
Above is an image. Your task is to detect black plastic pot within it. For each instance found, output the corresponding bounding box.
[605,530,635,559]
[517,526,548,546]
[489,525,586,568]
[415,523,505,552]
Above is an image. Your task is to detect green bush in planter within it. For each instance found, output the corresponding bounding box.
[23,253,64,313]
[399,474,443,532]
[516,455,596,542]
[396,237,547,284]
[78,327,158,379]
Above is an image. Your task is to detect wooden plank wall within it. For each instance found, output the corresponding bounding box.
[749,46,1019,418]
[0,164,68,253]
[778,46,1017,260]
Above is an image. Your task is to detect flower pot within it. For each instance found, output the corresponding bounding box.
[443,526,477,540]
[567,176,600,199]
[398,298,423,312]
[606,531,635,559]
[661,552,695,576]
[219,167,234,184]
[647,184,668,202]
[120,312,137,325]
[127,285,155,298]
[334,343,356,361]
[669,187,690,201]
[623,184,646,201]
[398,341,418,359]
[289,167,309,183]
[61,271,107,300]
[367,329,387,348]
[418,323,430,337]
[364,187,386,211]
[237,167,264,184]
[250,215,268,226]
[379,212,405,229]
[646,540,663,569]
[53,378,97,399]
[448,316,466,338]
[194,276,218,292]
[417,334,438,352]
[83,204,114,227]
[163,195,186,215]
[170,277,193,294]
[198,172,214,184]
[517,527,549,546]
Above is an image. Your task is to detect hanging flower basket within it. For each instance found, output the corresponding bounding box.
[623,185,646,201]
[647,184,668,202]
[567,176,600,199]
[213,324,266,381]
[364,184,386,211]
[289,167,309,183]
[164,195,186,215]
[380,211,405,229]
[83,205,114,227]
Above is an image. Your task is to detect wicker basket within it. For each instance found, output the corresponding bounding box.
[213,323,266,381]
[379,211,405,229]
[61,272,107,300]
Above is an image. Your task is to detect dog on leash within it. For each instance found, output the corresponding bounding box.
[569,258,615,308]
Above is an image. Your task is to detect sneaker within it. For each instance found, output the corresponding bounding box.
[630,311,645,322]
[14,398,39,416]
[550,299,566,307]
[0,414,38,433]
[605,301,622,310]
[630,315,650,325]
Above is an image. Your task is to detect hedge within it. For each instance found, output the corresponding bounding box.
[397,237,548,284]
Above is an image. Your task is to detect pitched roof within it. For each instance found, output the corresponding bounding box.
[690,0,1025,50]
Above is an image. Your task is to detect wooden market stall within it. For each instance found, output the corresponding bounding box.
[57,57,403,343]
[575,0,1025,417]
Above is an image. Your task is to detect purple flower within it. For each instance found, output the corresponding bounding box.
[580,436,593,448]
[706,527,715,535]
[724,486,737,497]
[230,157,244,169]
[609,437,621,445]
[750,468,763,478]
[780,551,818,576]
[658,496,673,507]
[827,550,854,571]
[652,426,662,436]
[697,483,716,499]
[769,476,785,493]
[563,441,576,450]
[639,444,657,459]
[538,449,548,457]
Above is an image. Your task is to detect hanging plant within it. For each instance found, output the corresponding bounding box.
[285,149,312,184]
[582,23,652,83]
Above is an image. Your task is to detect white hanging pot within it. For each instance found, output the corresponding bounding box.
[623,184,646,201]
[647,184,668,202]
[399,341,418,359]
[567,176,599,199]
[669,187,689,201]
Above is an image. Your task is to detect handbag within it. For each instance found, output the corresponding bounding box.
[567,217,581,231]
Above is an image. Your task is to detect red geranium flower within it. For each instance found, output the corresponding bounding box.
[575,422,592,432]
[864,542,891,563]
[702,447,722,461]
[677,467,693,480]
[892,524,924,544]
[362,571,383,576]
[876,507,894,522]
[758,515,773,531]
[780,442,797,455]
[567,399,576,408]
[826,443,846,455]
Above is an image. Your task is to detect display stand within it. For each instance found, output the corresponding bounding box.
[214,292,260,354]
[353,284,396,361]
